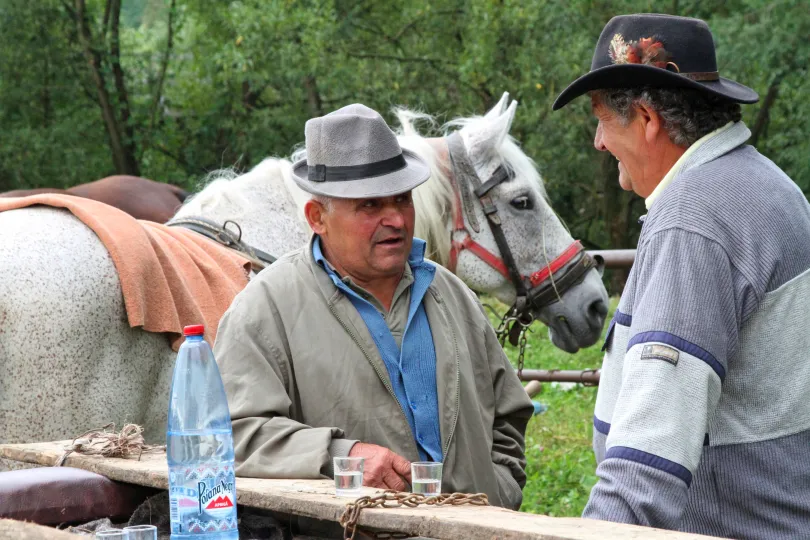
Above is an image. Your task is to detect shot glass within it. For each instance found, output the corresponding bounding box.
[411,462,442,495]
[333,456,365,497]
[95,530,128,539]
[123,525,158,539]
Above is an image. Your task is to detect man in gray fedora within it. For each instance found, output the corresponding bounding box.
[554,13,810,537]
[213,104,533,509]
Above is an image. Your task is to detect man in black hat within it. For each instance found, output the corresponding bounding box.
[555,14,810,538]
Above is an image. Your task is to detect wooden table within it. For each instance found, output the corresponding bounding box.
[0,441,715,540]
[0,519,77,540]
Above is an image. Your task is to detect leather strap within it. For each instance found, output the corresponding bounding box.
[474,166,510,198]
[444,133,595,315]
[167,216,276,272]
[446,133,481,233]
[682,71,720,81]
[527,250,596,308]
[446,133,527,297]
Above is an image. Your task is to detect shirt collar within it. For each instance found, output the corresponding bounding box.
[645,121,735,210]
[312,236,426,287]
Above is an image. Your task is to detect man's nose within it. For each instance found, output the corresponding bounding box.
[594,122,608,152]
[381,205,405,229]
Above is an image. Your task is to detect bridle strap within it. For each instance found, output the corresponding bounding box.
[447,132,526,297]
[474,166,510,198]
[447,133,481,232]
[529,240,585,288]
[528,248,595,308]
[167,216,276,272]
[444,132,595,311]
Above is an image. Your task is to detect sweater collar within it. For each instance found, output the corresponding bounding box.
[645,121,751,211]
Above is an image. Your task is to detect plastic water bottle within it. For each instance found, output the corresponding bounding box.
[167,324,239,539]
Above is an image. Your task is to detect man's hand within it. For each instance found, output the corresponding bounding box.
[349,442,412,491]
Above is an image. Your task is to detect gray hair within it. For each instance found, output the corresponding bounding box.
[595,87,742,146]
[310,194,334,212]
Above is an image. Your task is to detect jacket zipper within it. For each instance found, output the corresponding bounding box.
[327,298,418,457]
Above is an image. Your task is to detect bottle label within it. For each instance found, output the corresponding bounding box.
[169,464,238,534]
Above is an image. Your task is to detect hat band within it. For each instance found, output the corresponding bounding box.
[681,71,720,82]
[308,153,407,183]
[666,62,720,82]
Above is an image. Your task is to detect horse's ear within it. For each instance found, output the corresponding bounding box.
[486,92,510,119]
[480,99,518,153]
[499,100,518,138]
[484,92,510,120]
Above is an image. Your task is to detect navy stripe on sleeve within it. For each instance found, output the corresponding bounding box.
[605,446,693,486]
[593,416,611,435]
[627,330,726,380]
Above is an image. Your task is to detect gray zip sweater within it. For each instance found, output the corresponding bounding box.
[584,121,810,539]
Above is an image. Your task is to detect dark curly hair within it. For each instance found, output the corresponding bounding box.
[595,87,742,146]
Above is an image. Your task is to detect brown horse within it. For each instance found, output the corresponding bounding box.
[0,176,190,223]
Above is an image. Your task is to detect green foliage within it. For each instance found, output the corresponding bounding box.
[2,0,807,241]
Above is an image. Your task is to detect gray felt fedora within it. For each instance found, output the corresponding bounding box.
[291,104,431,198]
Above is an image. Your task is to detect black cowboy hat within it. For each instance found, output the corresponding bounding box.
[553,13,759,110]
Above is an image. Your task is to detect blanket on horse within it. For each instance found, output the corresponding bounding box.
[0,194,251,350]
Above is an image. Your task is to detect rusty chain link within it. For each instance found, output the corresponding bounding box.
[495,308,532,378]
[338,490,489,540]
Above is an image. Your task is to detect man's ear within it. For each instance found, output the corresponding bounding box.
[636,101,662,144]
[304,199,327,234]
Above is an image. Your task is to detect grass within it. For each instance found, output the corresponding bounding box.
[483,296,619,517]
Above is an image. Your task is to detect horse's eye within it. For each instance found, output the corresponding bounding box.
[510,196,533,210]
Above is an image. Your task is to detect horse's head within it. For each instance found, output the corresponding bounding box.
[402,93,608,353]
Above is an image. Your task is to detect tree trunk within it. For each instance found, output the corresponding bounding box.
[601,152,632,295]
[74,0,130,174]
[144,0,176,153]
[304,75,324,118]
[41,56,51,128]
[108,0,139,175]
[750,75,782,147]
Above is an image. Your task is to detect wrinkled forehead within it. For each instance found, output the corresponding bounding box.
[331,192,411,209]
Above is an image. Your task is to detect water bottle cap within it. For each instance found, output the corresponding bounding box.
[183,324,205,336]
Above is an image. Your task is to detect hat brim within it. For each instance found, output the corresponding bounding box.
[291,148,431,198]
[552,64,759,111]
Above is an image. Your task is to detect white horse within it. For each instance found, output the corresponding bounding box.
[0,93,608,452]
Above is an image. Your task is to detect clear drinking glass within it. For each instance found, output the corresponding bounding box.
[333,456,365,497]
[411,462,442,495]
[123,525,158,540]
[95,530,128,539]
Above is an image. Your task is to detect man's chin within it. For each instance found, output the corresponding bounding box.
[371,255,408,276]
[618,166,634,192]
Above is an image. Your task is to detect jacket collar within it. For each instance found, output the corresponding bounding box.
[305,234,430,304]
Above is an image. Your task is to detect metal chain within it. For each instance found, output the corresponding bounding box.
[339,490,489,540]
[495,308,532,379]
[516,325,529,378]
[495,310,517,347]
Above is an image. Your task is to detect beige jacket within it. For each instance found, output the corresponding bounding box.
[214,239,534,509]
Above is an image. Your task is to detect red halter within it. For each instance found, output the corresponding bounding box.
[446,170,586,290]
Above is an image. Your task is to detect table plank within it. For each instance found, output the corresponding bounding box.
[0,442,715,540]
[0,519,76,540]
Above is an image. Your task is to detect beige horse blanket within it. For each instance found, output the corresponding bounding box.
[0,194,250,350]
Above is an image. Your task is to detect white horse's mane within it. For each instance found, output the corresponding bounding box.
[176,106,546,267]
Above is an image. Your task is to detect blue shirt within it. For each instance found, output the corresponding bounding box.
[313,237,442,462]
